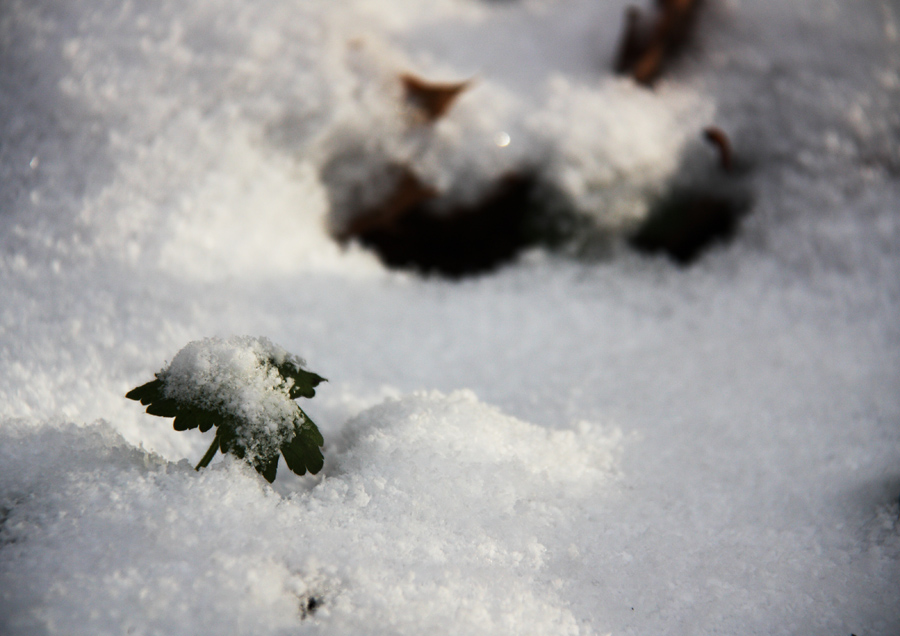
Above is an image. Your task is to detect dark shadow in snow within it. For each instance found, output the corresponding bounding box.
[840,472,900,548]
[300,595,322,620]
[629,126,754,265]
[327,126,753,276]
[0,504,14,550]
[339,172,582,278]
[628,186,751,264]
[339,163,753,276]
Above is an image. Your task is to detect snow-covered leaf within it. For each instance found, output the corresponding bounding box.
[126,337,326,483]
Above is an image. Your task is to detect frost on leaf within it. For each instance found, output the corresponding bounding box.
[126,336,326,483]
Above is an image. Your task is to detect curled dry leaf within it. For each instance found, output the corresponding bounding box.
[703,126,733,173]
[401,72,472,122]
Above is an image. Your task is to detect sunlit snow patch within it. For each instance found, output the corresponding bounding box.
[3,0,716,279]
[0,392,621,635]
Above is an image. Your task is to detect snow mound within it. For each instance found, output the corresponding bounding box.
[313,28,711,235]
[0,393,622,636]
[535,76,710,229]
[331,389,620,493]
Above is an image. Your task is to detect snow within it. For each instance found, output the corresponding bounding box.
[308,2,713,233]
[1,0,899,634]
[0,396,620,635]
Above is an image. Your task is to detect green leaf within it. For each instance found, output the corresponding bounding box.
[128,340,328,483]
[275,360,326,399]
[299,408,325,448]
[125,378,164,405]
[256,453,280,483]
[281,410,324,476]
[195,410,218,433]
[172,414,197,431]
[217,424,239,456]
[172,406,220,432]
[145,398,181,418]
[280,443,306,476]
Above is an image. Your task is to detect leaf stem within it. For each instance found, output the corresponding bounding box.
[195,433,220,471]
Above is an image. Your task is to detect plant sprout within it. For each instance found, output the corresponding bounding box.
[127,336,326,483]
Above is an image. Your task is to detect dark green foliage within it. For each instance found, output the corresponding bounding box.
[282,421,326,475]
[126,353,326,483]
[276,360,327,400]
[125,378,164,405]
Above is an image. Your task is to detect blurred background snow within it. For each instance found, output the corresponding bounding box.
[0,0,898,634]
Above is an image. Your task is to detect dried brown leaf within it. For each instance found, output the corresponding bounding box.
[614,0,702,86]
[401,73,471,122]
[703,126,733,173]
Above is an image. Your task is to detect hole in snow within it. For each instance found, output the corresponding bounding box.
[628,187,751,265]
[628,127,754,265]
[331,127,753,275]
[336,171,574,278]
[336,166,752,274]
[300,595,322,619]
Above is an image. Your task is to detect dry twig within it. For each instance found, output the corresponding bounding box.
[614,0,702,85]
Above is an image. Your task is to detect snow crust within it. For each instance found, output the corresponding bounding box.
[0,0,899,634]
[0,394,621,635]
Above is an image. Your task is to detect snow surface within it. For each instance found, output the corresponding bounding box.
[1,0,899,634]
[0,396,620,635]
